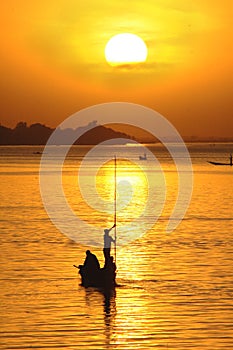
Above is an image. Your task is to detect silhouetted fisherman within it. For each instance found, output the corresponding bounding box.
[83,250,100,270]
[230,153,232,166]
[79,250,100,286]
[103,225,115,267]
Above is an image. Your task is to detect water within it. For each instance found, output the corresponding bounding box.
[0,144,233,349]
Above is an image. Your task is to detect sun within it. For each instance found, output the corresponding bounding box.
[105,33,148,67]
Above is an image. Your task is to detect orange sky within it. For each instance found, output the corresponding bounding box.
[0,1,232,137]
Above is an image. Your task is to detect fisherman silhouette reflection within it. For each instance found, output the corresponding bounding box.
[83,287,116,347]
[103,224,116,267]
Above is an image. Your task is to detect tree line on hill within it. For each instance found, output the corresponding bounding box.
[0,121,135,145]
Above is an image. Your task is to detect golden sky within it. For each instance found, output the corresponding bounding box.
[0,1,232,137]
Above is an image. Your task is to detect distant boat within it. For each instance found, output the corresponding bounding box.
[208,161,232,166]
[139,153,147,160]
[208,154,232,166]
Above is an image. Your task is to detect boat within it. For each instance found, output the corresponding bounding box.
[139,153,147,160]
[76,259,116,290]
[208,161,232,166]
[208,154,232,166]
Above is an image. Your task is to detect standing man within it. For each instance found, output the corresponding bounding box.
[103,224,115,266]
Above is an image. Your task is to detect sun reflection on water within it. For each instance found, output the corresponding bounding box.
[64,159,149,230]
[1,145,233,349]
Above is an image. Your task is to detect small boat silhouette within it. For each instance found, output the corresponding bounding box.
[75,259,116,290]
[208,154,232,166]
[139,153,147,160]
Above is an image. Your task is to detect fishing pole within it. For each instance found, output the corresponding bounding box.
[114,155,117,265]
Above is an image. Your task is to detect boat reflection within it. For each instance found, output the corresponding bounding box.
[103,289,116,348]
[84,287,116,348]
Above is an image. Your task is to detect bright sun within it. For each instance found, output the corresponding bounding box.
[105,33,148,67]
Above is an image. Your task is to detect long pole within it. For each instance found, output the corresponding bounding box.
[114,155,117,264]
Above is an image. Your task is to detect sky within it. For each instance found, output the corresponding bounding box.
[0,1,232,138]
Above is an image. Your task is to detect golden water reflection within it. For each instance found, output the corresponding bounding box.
[1,145,233,349]
[64,159,149,229]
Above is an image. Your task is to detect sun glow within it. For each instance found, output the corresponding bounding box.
[96,159,148,221]
[105,33,148,67]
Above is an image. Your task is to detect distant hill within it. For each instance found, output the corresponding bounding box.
[1,121,232,145]
[0,121,135,145]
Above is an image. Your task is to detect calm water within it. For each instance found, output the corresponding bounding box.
[0,144,233,350]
